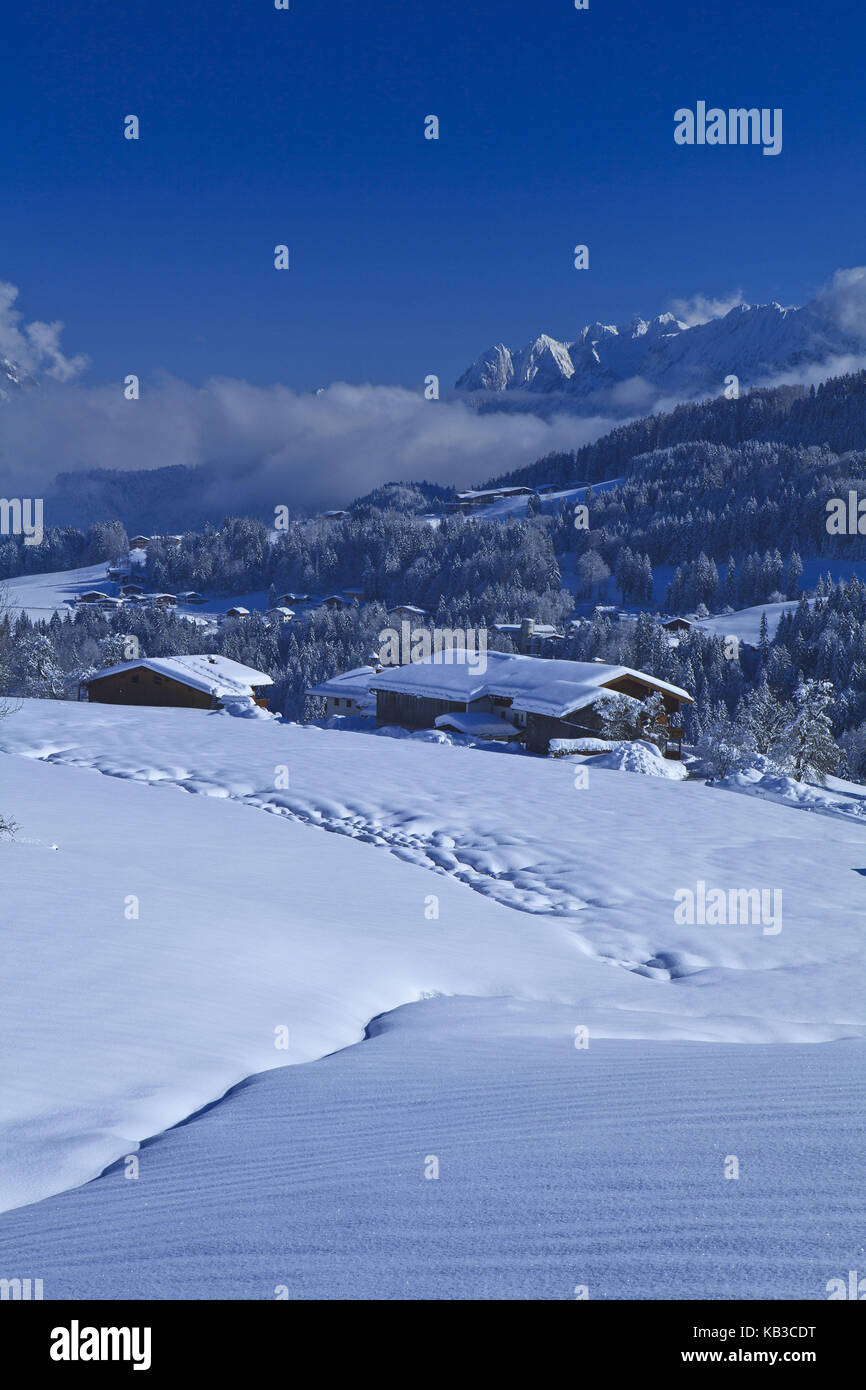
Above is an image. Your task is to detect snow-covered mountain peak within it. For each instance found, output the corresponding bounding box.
[455,287,866,412]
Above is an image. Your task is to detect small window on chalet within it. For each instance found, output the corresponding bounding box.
[131,675,139,683]
[153,676,162,684]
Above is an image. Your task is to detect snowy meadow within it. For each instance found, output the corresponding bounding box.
[0,700,864,1298]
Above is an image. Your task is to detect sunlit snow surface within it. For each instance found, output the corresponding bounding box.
[2,999,863,1300]
[1,700,864,1297]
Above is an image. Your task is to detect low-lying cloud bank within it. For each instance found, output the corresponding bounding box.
[0,376,619,514]
[4,267,866,520]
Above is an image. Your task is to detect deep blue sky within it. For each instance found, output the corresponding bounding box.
[0,0,862,391]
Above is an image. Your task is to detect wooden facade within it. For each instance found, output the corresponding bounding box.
[86,667,215,709]
[523,701,684,756]
[85,665,271,711]
[375,689,466,729]
[375,673,688,757]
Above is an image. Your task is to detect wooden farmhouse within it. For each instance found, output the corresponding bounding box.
[389,603,430,622]
[81,655,273,711]
[368,651,692,757]
[445,485,535,513]
[266,606,295,624]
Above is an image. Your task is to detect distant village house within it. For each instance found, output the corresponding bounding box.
[490,617,564,655]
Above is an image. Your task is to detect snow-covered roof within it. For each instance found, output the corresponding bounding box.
[307,665,381,700]
[491,622,564,638]
[455,485,533,500]
[433,711,523,739]
[390,603,429,616]
[370,651,692,716]
[87,655,274,697]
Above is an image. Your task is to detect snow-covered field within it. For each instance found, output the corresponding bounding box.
[2,997,863,1300]
[1,699,864,1297]
[3,563,113,619]
[1,564,280,624]
[693,599,803,647]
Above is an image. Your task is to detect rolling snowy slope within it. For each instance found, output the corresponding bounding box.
[2,700,864,1296]
[2,563,111,618]
[0,749,590,1213]
[1,999,863,1300]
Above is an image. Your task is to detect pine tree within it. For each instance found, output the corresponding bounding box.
[737,678,792,758]
[786,550,803,598]
[782,680,840,783]
[758,612,771,667]
[11,633,66,699]
[723,555,737,609]
[841,720,866,782]
[639,554,654,603]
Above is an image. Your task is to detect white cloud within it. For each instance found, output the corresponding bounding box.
[0,376,618,513]
[0,281,88,382]
[667,289,745,327]
[812,266,866,339]
[6,265,866,525]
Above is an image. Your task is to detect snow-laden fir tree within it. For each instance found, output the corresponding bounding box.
[11,632,67,699]
[782,679,840,784]
[695,702,753,779]
[736,678,793,759]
